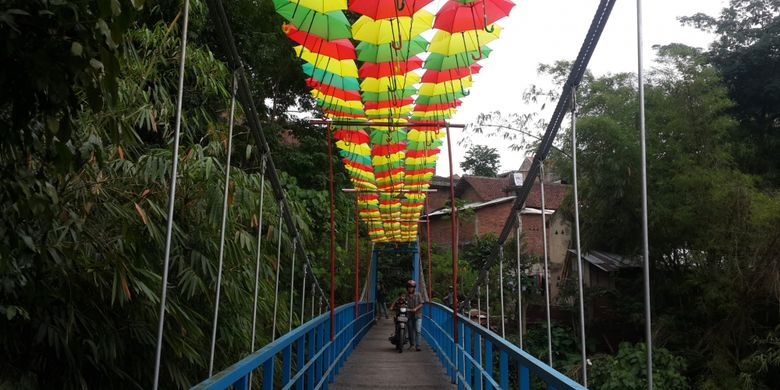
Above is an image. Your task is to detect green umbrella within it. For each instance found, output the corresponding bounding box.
[302,64,361,91]
[356,37,428,63]
[339,151,372,165]
[316,99,365,115]
[424,46,493,70]
[369,130,407,144]
[406,139,443,149]
[414,90,468,105]
[274,0,352,40]
[361,88,417,102]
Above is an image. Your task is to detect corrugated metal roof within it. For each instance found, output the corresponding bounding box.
[569,250,641,272]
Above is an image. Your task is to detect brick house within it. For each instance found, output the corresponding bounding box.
[422,168,572,300]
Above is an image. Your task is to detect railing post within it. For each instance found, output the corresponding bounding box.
[518,364,530,390]
[485,340,493,390]
[499,350,509,389]
[282,345,292,385]
[296,336,305,390]
[262,360,274,390]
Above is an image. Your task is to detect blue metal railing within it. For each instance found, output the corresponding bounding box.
[423,302,585,390]
[192,302,374,390]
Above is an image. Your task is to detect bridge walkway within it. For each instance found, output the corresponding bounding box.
[332,318,455,390]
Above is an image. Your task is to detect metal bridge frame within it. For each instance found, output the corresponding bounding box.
[192,302,374,390]
[424,302,585,390]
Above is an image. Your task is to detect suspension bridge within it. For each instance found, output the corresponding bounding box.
[151,0,654,388]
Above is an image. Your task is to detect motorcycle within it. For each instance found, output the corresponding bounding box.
[390,300,410,353]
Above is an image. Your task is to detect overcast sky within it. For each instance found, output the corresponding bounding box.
[433,0,729,176]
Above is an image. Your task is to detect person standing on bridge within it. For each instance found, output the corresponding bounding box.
[377,283,389,319]
[406,280,424,351]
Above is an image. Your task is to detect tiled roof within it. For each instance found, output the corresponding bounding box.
[455,175,514,201]
[525,182,568,210]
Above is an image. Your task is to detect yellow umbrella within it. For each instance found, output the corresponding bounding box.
[429,26,502,56]
[294,46,359,77]
[360,74,421,92]
[366,106,413,118]
[418,77,474,96]
[352,10,434,44]
[412,109,458,119]
[311,91,363,109]
[407,129,446,142]
[406,155,439,165]
[285,0,347,13]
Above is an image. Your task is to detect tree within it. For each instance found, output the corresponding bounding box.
[681,0,780,186]
[460,144,500,177]
[590,343,689,390]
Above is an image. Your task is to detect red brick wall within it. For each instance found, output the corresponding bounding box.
[424,202,547,258]
[427,188,450,211]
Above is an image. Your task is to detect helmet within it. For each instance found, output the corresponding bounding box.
[407,280,417,288]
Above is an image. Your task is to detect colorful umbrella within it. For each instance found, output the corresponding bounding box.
[285,25,356,60]
[434,0,515,33]
[352,10,434,45]
[355,37,428,62]
[424,46,493,70]
[281,0,347,13]
[428,27,502,56]
[349,0,434,19]
[359,58,424,78]
[275,3,352,40]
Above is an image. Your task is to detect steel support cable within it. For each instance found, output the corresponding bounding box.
[425,198,433,319]
[540,162,553,366]
[300,262,308,323]
[499,247,506,338]
[327,125,336,341]
[354,196,360,318]
[445,124,459,345]
[311,283,316,318]
[464,0,617,304]
[272,212,284,341]
[637,0,654,386]
[571,88,588,386]
[153,1,190,387]
[288,238,298,332]
[208,71,238,377]
[486,270,490,330]
[205,0,329,308]
[516,211,523,348]
[250,156,267,354]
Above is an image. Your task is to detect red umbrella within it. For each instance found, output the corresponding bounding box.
[359,57,424,79]
[323,108,367,120]
[285,24,356,60]
[406,148,441,158]
[414,101,462,112]
[406,167,436,176]
[306,78,361,101]
[421,64,482,83]
[349,0,434,19]
[365,98,415,110]
[372,143,406,156]
[433,0,515,33]
[334,129,370,143]
[376,166,406,179]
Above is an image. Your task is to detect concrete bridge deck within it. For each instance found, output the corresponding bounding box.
[332,318,455,390]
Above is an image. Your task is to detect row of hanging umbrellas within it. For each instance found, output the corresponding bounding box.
[273,0,515,242]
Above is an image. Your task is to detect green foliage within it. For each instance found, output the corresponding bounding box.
[460,144,501,177]
[681,0,780,186]
[590,343,689,390]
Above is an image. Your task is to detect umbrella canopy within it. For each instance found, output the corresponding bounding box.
[352,10,434,44]
[306,78,361,101]
[349,0,434,19]
[285,25,355,60]
[360,74,421,93]
[434,0,515,32]
[359,57,424,78]
[364,97,415,109]
[420,64,481,83]
[275,3,352,40]
[424,46,493,70]
[355,37,428,62]
[302,64,361,90]
[281,0,347,13]
[428,27,502,56]
[361,87,417,102]
[294,46,359,77]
